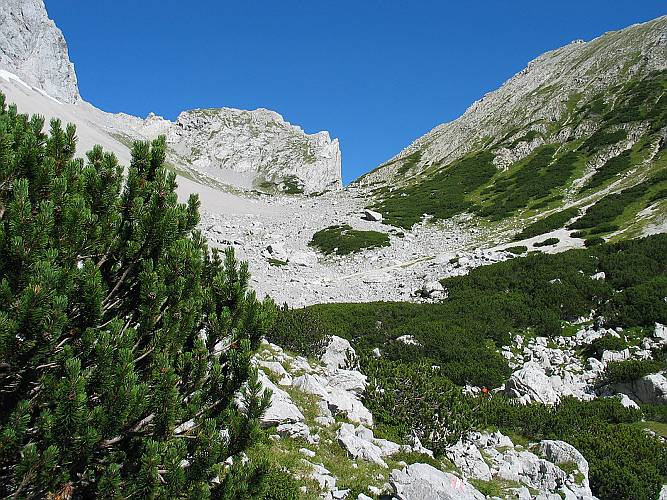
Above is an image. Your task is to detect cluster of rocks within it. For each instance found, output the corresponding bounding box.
[254,336,439,499]
[199,191,512,307]
[445,432,596,499]
[501,323,667,406]
[253,334,616,499]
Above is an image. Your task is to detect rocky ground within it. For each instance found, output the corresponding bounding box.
[252,336,625,500]
[499,323,667,408]
[200,187,519,307]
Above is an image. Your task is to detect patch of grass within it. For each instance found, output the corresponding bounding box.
[268,258,288,267]
[309,224,390,255]
[513,207,579,241]
[637,421,667,439]
[469,478,524,497]
[396,151,422,175]
[281,175,305,195]
[505,245,528,255]
[534,237,560,247]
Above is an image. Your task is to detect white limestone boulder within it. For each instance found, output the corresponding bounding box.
[505,362,560,404]
[390,463,486,500]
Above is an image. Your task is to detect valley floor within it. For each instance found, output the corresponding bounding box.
[200,188,516,307]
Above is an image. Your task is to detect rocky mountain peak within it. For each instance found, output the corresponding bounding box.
[161,106,342,194]
[0,0,79,103]
[358,15,667,186]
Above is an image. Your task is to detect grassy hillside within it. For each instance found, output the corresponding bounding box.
[368,70,667,239]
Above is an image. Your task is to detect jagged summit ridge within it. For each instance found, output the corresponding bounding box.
[168,107,342,193]
[0,0,79,103]
[359,15,667,184]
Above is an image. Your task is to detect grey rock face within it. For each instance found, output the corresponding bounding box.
[613,373,667,404]
[0,0,79,103]
[505,361,561,404]
[162,107,342,194]
[390,463,486,500]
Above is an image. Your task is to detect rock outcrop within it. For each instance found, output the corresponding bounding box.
[0,0,79,103]
[169,108,341,194]
[390,463,486,500]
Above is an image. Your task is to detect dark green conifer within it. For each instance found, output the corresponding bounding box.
[0,93,276,498]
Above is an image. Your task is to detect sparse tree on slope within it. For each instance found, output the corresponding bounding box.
[0,93,276,498]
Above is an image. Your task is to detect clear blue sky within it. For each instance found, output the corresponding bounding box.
[45,1,665,184]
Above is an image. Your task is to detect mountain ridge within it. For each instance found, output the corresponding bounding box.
[0,0,342,194]
[356,15,667,186]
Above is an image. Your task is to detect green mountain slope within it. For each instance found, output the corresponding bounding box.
[355,16,667,242]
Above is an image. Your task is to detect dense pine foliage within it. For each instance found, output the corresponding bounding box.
[274,235,667,497]
[0,96,277,497]
[309,224,390,255]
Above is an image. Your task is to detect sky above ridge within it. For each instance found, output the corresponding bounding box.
[46,1,665,184]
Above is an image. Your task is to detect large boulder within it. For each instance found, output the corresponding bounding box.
[337,423,387,467]
[537,440,589,477]
[325,387,373,425]
[292,374,330,399]
[265,242,289,262]
[326,369,367,395]
[257,370,304,427]
[390,463,486,500]
[613,373,667,405]
[321,336,355,371]
[505,362,560,404]
[446,440,492,480]
[362,209,383,222]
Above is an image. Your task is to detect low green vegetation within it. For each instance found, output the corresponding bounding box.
[584,149,633,190]
[477,147,582,221]
[478,396,666,500]
[267,305,331,358]
[371,151,496,228]
[268,257,288,266]
[281,175,305,194]
[513,207,579,241]
[369,70,667,233]
[533,237,560,247]
[570,170,667,230]
[272,235,667,498]
[504,245,528,254]
[585,237,606,247]
[584,336,628,359]
[309,224,390,255]
[598,359,666,386]
[0,98,277,497]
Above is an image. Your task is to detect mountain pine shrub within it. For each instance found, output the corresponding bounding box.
[0,95,276,497]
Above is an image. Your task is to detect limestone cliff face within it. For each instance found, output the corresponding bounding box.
[0,0,342,194]
[0,0,79,103]
[358,15,667,185]
[165,108,342,194]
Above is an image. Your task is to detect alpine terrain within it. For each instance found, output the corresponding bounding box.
[0,1,666,499]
